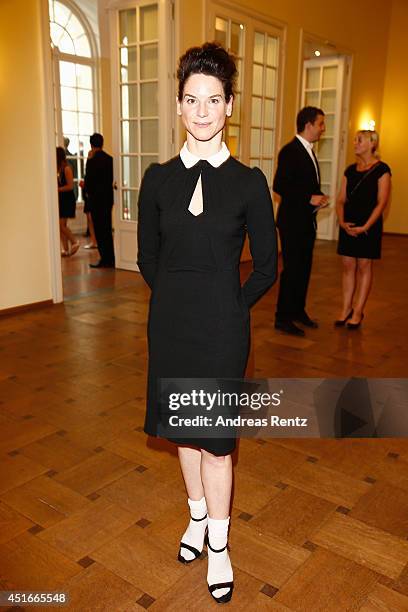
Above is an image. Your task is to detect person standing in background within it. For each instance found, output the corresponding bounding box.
[57,146,79,257]
[79,149,98,250]
[273,106,328,336]
[84,133,115,268]
[335,130,391,329]
[64,137,78,201]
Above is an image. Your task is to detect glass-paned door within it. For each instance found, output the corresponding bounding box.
[302,57,345,240]
[209,2,283,260]
[119,4,159,221]
[110,0,174,270]
[209,3,283,189]
[249,31,279,188]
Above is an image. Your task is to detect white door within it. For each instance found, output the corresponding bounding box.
[301,57,345,240]
[109,0,174,270]
[208,2,284,260]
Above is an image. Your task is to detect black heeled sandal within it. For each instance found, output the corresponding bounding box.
[206,535,234,604]
[347,313,364,330]
[334,309,354,327]
[177,514,207,564]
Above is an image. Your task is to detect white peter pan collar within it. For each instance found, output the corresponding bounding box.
[179,141,230,168]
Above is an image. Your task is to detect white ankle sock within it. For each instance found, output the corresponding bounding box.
[207,517,233,599]
[179,496,208,562]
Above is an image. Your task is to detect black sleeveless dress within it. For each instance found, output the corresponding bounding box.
[337,161,391,259]
[58,168,76,219]
[137,156,277,455]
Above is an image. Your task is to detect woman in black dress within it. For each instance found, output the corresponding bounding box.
[56,147,79,257]
[335,130,391,328]
[137,43,277,603]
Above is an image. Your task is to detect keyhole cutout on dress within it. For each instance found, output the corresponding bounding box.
[188,173,203,217]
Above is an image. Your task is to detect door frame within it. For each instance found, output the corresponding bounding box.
[40,0,63,304]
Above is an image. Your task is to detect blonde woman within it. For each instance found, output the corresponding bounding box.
[335,130,391,328]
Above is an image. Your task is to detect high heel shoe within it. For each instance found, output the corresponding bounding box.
[347,313,364,329]
[205,533,234,604]
[69,242,80,256]
[177,516,207,564]
[334,309,353,327]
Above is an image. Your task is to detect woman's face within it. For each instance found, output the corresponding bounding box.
[177,73,233,142]
[354,133,374,156]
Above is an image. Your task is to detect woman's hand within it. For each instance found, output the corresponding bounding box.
[341,221,358,236]
[352,226,369,236]
[310,194,329,207]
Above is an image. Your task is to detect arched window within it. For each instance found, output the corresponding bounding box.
[49,0,98,203]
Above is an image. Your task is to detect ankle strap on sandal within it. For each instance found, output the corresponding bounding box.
[207,539,227,553]
[191,513,207,522]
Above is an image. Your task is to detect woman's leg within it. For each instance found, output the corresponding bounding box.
[200,450,232,519]
[178,446,204,499]
[350,258,373,323]
[60,219,79,255]
[338,256,357,319]
[64,222,78,249]
[59,219,69,253]
[177,446,207,562]
[201,450,233,600]
[60,218,76,245]
[86,212,97,247]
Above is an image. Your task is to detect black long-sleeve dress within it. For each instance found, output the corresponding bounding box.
[137,154,277,455]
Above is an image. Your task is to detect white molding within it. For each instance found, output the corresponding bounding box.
[158,0,171,161]
[40,0,63,303]
[109,4,122,265]
[205,0,286,30]
[301,28,353,59]
[107,0,158,8]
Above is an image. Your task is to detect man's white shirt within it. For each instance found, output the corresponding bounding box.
[296,134,319,183]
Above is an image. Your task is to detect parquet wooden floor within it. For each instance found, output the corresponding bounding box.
[0,236,407,611]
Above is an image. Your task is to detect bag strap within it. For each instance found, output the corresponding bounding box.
[349,161,380,198]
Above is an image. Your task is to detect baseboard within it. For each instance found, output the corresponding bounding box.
[0,299,54,317]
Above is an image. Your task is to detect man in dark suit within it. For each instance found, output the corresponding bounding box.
[84,133,115,268]
[273,106,328,336]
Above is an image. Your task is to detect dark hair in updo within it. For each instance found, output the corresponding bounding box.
[56,146,66,172]
[177,42,237,102]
